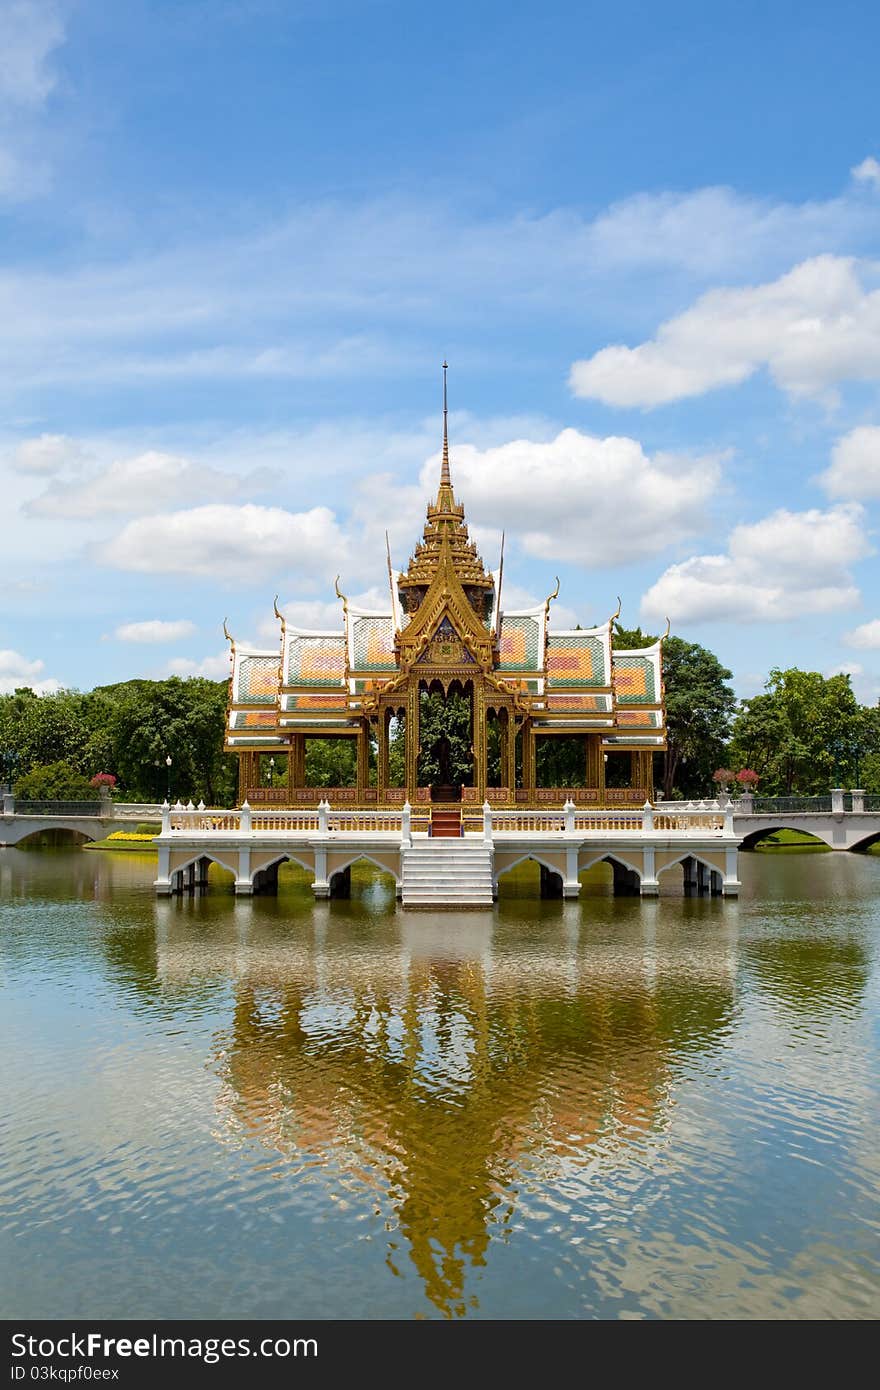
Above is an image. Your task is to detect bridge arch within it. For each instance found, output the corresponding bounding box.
[739,824,831,851]
[578,849,643,881]
[849,830,880,853]
[326,851,401,884]
[173,849,240,879]
[5,820,101,847]
[495,852,564,884]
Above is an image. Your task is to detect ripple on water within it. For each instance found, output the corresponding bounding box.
[1,845,879,1318]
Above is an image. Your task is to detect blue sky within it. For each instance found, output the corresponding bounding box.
[2,0,880,701]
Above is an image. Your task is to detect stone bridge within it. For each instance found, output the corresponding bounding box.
[0,794,163,847]
[712,790,879,853]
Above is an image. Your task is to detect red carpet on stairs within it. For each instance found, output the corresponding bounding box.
[430,809,462,838]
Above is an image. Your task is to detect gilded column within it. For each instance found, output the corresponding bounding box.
[521,718,534,797]
[405,681,420,798]
[504,709,517,797]
[473,684,487,801]
[289,733,305,788]
[642,750,655,802]
[586,734,601,789]
[377,708,389,803]
[597,742,606,806]
[356,723,369,801]
[237,754,248,807]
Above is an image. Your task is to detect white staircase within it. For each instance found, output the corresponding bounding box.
[401,838,494,909]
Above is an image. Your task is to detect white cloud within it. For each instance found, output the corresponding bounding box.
[498,580,580,630]
[0,1,65,201]
[570,256,880,407]
[1,165,878,394]
[851,156,880,187]
[843,618,880,650]
[9,433,84,474]
[114,619,197,644]
[166,652,231,679]
[26,450,257,518]
[103,503,347,582]
[412,430,722,566]
[641,504,869,623]
[818,426,880,499]
[0,1,64,107]
[0,646,61,694]
[587,183,878,278]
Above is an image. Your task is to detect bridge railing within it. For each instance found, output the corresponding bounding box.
[165,805,406,834]
[10,800,103,816]
[748,795,837,814]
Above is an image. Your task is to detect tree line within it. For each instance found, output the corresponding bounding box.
[0,632,878,804]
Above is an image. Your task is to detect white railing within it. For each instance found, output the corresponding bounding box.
[163,800,402,835]
[490,810,566,832]
[160,797,733,839]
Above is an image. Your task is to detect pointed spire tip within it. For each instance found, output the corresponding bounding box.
[440,360,451,492]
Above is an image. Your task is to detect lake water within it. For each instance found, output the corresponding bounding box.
[1,846,878,1320]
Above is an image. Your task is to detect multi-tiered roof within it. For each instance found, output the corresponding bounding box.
[224,372,666,797]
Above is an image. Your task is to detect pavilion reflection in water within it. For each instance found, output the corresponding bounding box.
[154,906,737,1317]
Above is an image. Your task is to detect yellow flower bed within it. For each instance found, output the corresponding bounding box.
[106,831,157,841]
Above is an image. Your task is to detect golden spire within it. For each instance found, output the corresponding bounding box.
[440,360,451,490]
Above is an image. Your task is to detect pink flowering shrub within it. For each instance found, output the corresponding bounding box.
[735,769,760,788]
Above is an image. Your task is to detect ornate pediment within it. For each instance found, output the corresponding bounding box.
[416,616,477,667]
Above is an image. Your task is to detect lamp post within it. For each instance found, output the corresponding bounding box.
[165,754,172,801]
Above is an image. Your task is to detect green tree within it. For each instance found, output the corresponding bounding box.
[730,668,863,794]
[305,738,357,787]
[417,691,473,788]
[14,761,96,800]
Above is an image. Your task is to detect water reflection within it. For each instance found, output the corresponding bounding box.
[1,846,878,1320]
[146,907,738,1316]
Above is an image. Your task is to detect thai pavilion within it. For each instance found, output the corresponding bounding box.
[224,374,666,815]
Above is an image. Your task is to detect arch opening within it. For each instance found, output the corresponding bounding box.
[740,826,830,852]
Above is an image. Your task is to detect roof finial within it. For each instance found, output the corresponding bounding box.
[440,359,451,490]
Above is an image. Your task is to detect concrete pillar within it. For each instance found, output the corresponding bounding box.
[851,789,865,813]
[154,844,173,895]
[696,861,710,895]
[640,846,659,896]
[313,845,330,898]
[195,856,210,888]
[723,847,741,897]
[482,800,493,844]
[710,869,723,896]
[563,844,581,899]
[234,847,253,896]
[2,792,13,816]
[831,787,845,815]
[401,800,412,848]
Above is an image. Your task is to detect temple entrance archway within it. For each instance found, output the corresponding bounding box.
[418,681,474,802]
